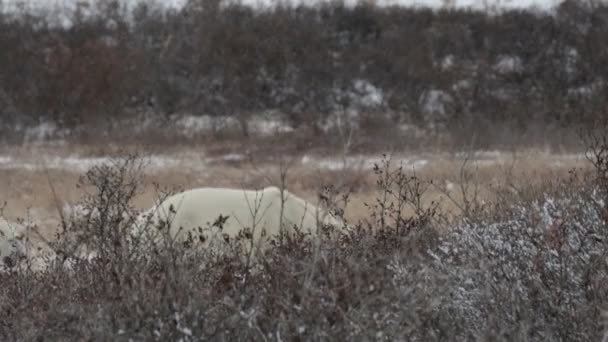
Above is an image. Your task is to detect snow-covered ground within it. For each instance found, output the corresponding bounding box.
[225,0,566,11]
[0,150,587,173]
[0,0,575,15]
[0,0,573,29]
[0,154,181,172]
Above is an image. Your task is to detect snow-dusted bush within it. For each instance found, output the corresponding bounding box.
[4,153,608,340]
[432,183,608,340]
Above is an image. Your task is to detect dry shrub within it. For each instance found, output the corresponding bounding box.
[2,1,608,149]
[2,140,608,340]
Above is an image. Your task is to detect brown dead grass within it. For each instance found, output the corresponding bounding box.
[0,144,592,239]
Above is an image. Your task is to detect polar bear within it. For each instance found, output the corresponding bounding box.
[0,218,28,271]
[132,186,347,252]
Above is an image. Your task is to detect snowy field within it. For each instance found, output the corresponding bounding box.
[0,0,578,28]
[0,0,571,12]
[0,148,588,173]
[0,0,579,27]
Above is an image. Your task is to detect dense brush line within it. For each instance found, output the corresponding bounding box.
[0,0,605,148]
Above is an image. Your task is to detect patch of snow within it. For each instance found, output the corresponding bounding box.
[132,111,166,134]
[440,54,455,70]
[320,109,360,134]
[352,79,383,108]
[0,154,182,172]
[1,0,186,28]
[212,0,564,11]
[453,150,504,159]
[23,121,66,145]
[409,159,429,169]
[301,155,312,165]
[301,155,369,171]
[493,55,522,74]
[567,80,604,98]
[222,154,245,162]
[445,180,456,192]
[565,46,579,76]
[1,0,566,13]
[44,157,94,172]
[147,155,180,169]
[248,114,293,136]
[175,113,293,137]
[1,0,566,30]
[420,89,453,117]
[0,150,589,174]
[397,124,427,141]
[452,79,473,92]
[174,115,213,137]
[302,155,432,171]
[317,159,347,171]
[174,115,240,137]
[204,153,247,165]
[398,123,422,133]
[491,86,519,101]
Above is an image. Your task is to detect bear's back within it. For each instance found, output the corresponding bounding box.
[155,187,285,239]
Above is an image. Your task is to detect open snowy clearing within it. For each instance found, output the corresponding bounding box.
[0,0,570,13]
[0,149,588,173]
[0,0,578,28]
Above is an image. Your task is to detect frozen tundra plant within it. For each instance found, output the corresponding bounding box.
[133,186,347,250]
[0,218,27,271]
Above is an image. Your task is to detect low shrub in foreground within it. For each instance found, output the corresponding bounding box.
[1,152,608,341]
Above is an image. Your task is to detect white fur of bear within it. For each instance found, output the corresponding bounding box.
[132,186,346,251]
[0,218,28,271]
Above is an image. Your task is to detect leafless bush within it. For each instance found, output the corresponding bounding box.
[433,180,608,340]
[3,140,608,340]
[583,124,608,218]
[44,154,145,269]
[362,154,440,238]
[0,0,606,149]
